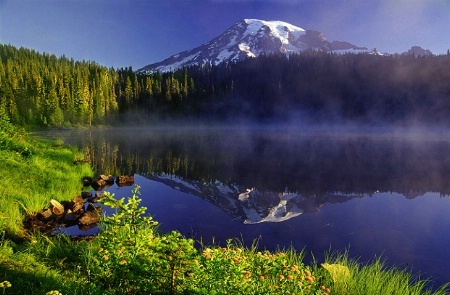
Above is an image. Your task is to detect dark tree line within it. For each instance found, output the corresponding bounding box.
[174,50,450,124]
[2,43,450,126]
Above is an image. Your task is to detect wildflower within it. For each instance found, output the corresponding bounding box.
[98,247,104,252]
[242,270,251,277]
[202,248,213,259]
[287,275,294,280]
[120,259,127,265]
[103,255,109,261]
[304,269,311,276]
[0,281,12,288]
[305,276,314,283]
[259,275,265,280]
[46,291,62,295]
[278,274,285,280]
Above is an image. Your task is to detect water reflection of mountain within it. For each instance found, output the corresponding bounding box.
[46,127,450,197]
[146,173,367,223]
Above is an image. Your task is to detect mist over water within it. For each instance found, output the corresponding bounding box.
[35,123,450,288]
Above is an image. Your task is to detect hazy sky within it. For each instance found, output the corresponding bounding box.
[1,0,449,69]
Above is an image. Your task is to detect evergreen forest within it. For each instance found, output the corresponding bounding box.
[1,43,450,127]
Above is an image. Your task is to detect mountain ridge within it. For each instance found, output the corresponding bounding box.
[138,19,370,73]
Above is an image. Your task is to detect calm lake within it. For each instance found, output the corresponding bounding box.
[35,125,450,288]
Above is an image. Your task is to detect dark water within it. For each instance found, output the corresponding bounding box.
[35,126,450,288]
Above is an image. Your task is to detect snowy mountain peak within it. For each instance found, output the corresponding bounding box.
[242,19,306,42]
[138,19,368,73]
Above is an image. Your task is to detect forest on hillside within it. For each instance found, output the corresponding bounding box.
[1,43,450,126]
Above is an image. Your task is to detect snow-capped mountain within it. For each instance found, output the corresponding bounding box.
[138,19,369,73]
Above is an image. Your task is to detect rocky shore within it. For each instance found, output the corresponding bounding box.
[24,175,134,234]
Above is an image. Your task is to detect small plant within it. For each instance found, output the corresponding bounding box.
[0,281,11,295]
[95,185,200,294]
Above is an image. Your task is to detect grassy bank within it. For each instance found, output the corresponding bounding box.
[0,115,92,237]
[0,116,449,294]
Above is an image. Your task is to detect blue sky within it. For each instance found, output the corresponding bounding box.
[1,0,449,69]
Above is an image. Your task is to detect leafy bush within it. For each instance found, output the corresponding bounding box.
[94,185,200,294]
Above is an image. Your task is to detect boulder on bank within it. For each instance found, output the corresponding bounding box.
[81,191,93,199]
[38,208,53,220]
[91,175,116,190]
[116,175,134,187]
[61,196,86,214]
[88,192,104,203]
[50,199,65,216]
[78,210,100,226]
[30,195,102,233]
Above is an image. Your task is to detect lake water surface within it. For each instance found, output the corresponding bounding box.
[35,125,450,288]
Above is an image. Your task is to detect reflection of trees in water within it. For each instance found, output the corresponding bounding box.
[74,129,450,197]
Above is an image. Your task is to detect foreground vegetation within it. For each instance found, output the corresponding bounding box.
[0,116,449,294]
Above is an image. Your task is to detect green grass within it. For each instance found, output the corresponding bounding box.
[0,117,449,294]
[0,238,97,295]
[0,122,92,237]
[322,251,449,295]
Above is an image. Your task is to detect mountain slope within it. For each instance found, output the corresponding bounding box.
[138,19,369,73]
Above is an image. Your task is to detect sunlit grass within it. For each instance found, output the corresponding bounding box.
[323,251,449,295]
[0,125,92,237]
[0,239,101,295]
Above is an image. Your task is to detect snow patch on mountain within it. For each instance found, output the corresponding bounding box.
[243,19,305,44]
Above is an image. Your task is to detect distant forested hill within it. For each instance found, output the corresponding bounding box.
[0,44,119,126]
[1,44,450,126]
